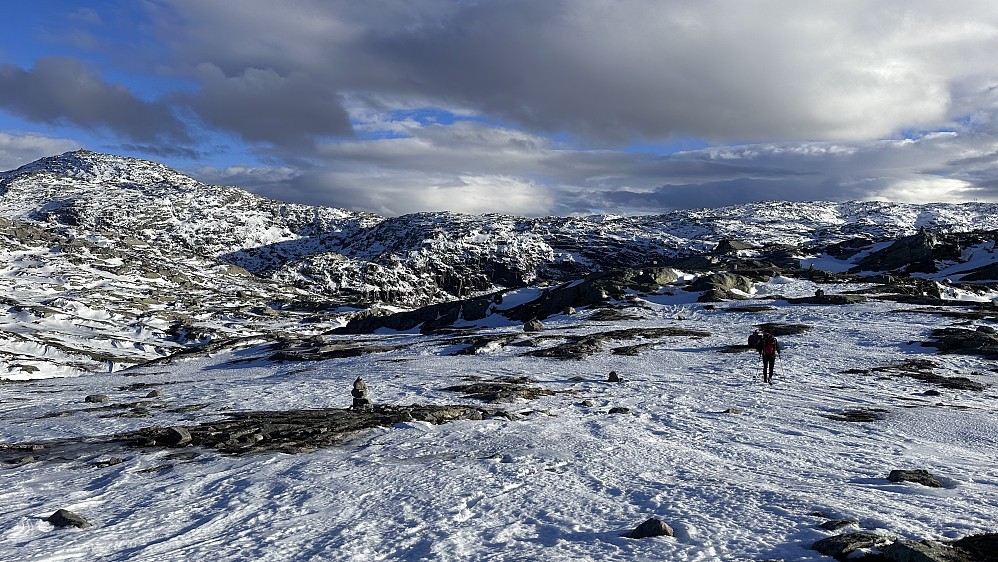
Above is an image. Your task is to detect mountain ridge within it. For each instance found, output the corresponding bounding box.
[4,150,998,307]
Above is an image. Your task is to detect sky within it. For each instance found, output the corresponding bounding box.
[1,1,998,217]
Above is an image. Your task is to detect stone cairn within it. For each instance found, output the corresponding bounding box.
[351,377,373,411]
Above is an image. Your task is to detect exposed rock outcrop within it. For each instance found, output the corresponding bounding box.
[686,272,753,302]
[504,268,681,322]
[812,532,895,559]
[46,509,92,529]
[888,469,944,488]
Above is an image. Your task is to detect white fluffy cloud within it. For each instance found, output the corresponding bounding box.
[0,132,82,171]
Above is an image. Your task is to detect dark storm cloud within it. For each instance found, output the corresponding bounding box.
[160,0,998,145]
[179,65,353,147]
[0,57,189,144]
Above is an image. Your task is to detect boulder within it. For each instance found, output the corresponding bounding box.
[888,469,944,488]
[812,533,895,559]
[85,394,110,403]
[626,517,674,539]
[883,539,969,562]
[46,509,92,529]
[688,273,753,302]
[161,426,192,447]
[145,390,163,398]
[523,319,544,333]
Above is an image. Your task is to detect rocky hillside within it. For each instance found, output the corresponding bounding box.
[5,151,998,309]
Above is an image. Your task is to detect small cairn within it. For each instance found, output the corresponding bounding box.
[351,377,373,411]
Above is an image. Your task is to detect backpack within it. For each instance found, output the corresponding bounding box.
[762,336,776,355]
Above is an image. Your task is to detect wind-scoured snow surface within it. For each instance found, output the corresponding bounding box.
[2,278,996,561]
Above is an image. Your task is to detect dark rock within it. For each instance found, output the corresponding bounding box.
[714,239,756,254]
[503,268,680,322]
[812,533,895,559]
[121,404,510,455]
[447,334,518,355]
[333,291,502,334]
[443,378,554,403]
[524,319,544,333]
[755,323,812,336]
[46,509,92,529]
[888,469,944,488]
[523,327,710,360]
[872,358,987,391]
[824,409,888,422]
[725,306,777,313]
[93,457,126,468]
[820,519,859,531]
[161,426,192,447]
[626,517,674,539]
[588,308,643,321]
[85,394,110,403]
[608,407,632,415]
[607,371,622,382]
[954,261,998,282]
[922,327,998,360]
[579,400,594,407]
[787,294,869,305]
[951,533,998,562]
[924,390,941,396]
[883,539,969,562]
[853,228,938,273]
[722,408,742,414]
[687,272,754,302]
[145,390,163,398]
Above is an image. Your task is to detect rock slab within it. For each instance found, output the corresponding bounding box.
[888,469,944,488]
[812,532,895,559]
[46,509,91,529]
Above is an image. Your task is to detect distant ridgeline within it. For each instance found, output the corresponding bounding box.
[4,150,998,308]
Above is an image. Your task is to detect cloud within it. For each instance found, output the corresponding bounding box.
[184,118,998,216]
[0,132,82,171]
[156,0,998,145]
[180,64,353,147]
[0,57,189,144]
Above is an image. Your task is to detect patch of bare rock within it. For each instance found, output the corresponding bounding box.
[120,404,512,455]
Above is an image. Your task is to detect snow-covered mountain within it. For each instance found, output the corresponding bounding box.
[5,150,998,308]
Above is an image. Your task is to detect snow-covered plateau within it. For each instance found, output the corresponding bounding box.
[1,151,997,561]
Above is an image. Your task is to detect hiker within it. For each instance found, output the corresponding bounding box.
[759,332,781,384]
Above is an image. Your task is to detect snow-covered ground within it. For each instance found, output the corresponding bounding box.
[1,279,997,561]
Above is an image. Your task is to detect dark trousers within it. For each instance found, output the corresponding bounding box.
[762,354,776,383]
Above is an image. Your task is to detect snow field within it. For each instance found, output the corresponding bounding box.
[1,282,997,561]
